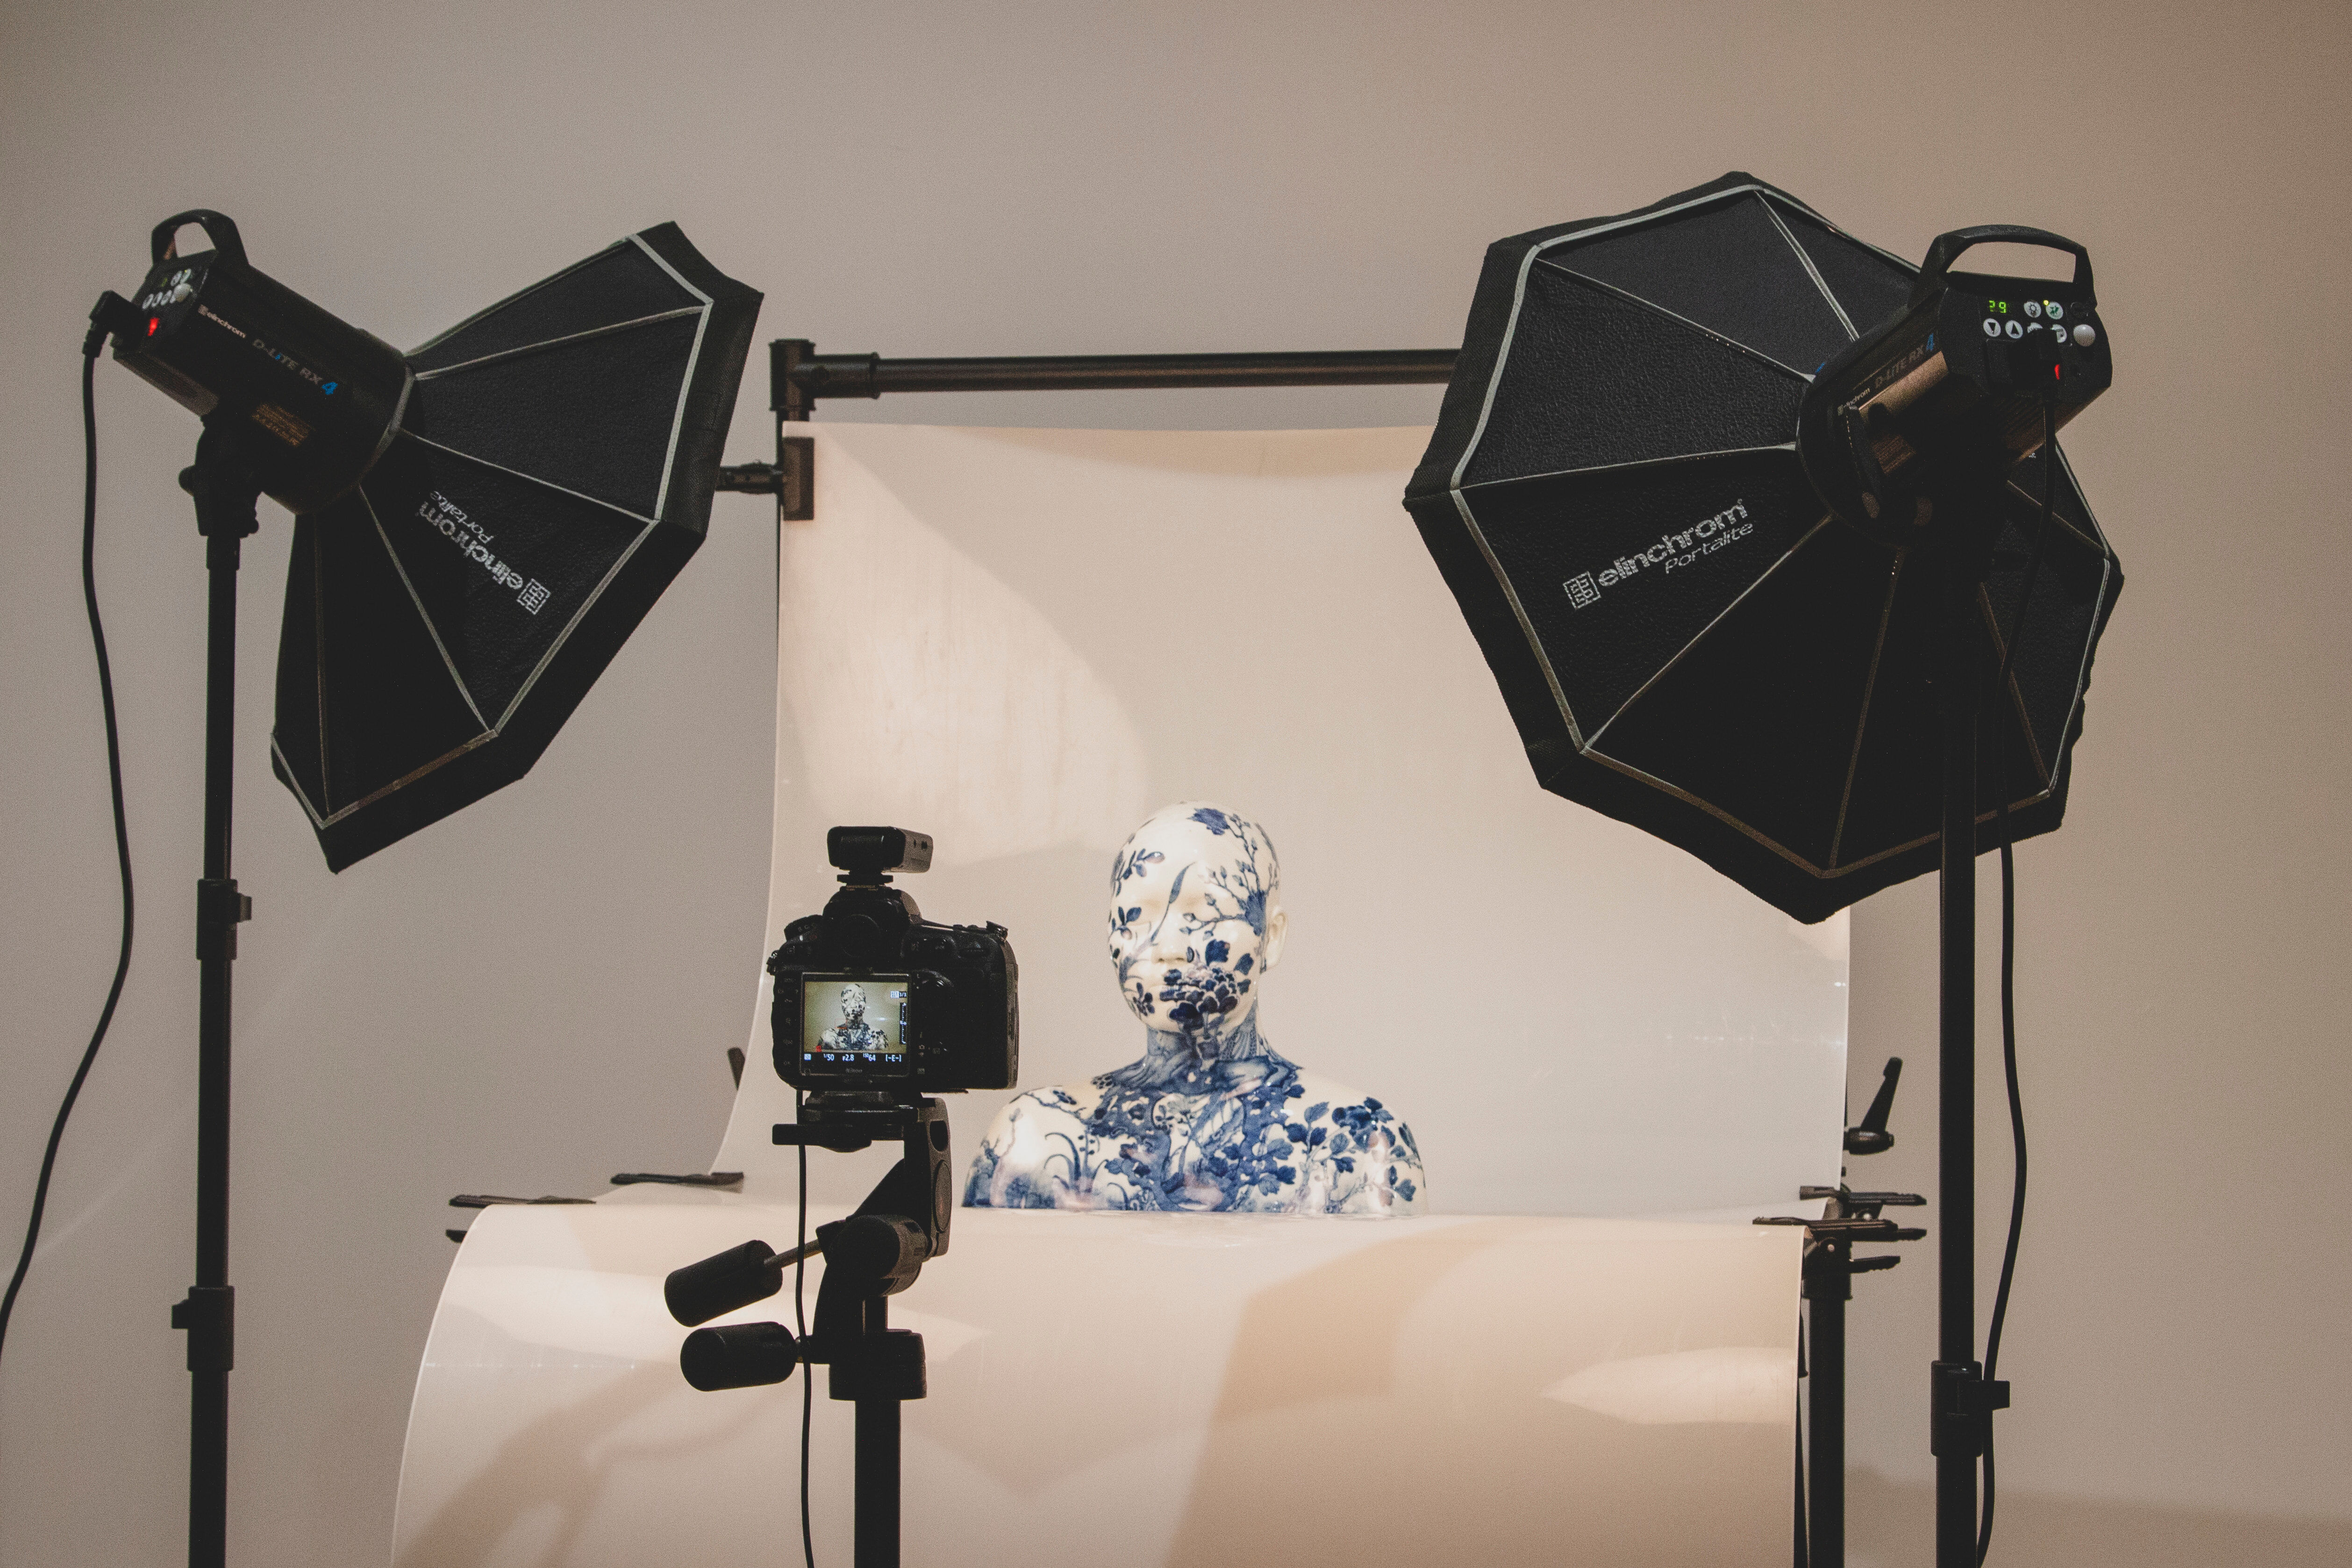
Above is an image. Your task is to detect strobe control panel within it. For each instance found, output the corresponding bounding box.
[1966,286,2106,397]
[1796,231,2114,543]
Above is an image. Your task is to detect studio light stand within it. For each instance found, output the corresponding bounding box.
[1819,284,2094,1561]
[49,208,757,1568]
[1405,181,2122,1568]
[664,1094,957,1568]
[1926,470,2020,1567]
[1768,510,2034,1568]
[171,430,261,1568]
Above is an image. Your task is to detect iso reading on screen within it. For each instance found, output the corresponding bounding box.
[800,974,908,1067]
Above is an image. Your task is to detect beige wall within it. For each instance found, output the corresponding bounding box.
[1,3,2345,1565]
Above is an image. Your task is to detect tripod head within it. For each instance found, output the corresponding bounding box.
[662,1095,951,1393]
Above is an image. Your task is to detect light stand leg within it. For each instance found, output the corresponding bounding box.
[1933,563,1980,1568]
[1808,1250,1847,1567]
[173,443,258,1568]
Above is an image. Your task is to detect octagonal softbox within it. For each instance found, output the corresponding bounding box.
[270,224,759,870]
[1404,172,2122,921]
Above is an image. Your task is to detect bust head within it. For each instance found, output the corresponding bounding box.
[1106,802,1287,1048]
[835,983,868,1024]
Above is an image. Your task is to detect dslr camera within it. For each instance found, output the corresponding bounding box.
[767,827,1018,1095]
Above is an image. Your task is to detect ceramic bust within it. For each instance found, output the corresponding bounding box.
[965,802,1424,1216]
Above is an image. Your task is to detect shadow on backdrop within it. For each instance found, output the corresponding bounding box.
[1845,1468,2352,1568]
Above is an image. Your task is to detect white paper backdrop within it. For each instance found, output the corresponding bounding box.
[392,1198,1801,1568]
[716,423,1847,1217]
[390,424,1849,1567]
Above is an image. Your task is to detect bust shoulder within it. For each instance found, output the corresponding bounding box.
[961,1085,1101,1210]
[1267,1067,1425,1216]
[963,1063,1424,1216]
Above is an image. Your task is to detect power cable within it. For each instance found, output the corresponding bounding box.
[796,1086,815,1568]
[1,325,139,1374]
[1977,405,2052,1562]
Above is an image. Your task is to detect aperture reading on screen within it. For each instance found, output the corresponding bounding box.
[798,973,910,1077]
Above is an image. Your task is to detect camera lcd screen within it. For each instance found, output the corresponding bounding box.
[799,974,910,1075]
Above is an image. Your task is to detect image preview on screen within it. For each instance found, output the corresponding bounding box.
[801,973,908,1067]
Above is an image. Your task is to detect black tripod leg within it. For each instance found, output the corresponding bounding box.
[852,1294,901,1568]
[854,1394,901,1568]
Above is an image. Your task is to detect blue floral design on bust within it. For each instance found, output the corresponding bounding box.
[963,1022,1423,1214]
[969,799,1425,1217]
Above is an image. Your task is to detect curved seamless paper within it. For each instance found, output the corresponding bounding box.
[393,1201,1800,1568]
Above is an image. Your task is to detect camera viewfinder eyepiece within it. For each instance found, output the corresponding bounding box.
[827,826,933,884]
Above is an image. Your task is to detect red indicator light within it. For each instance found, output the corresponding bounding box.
[2052,364,2061,381]
[147,317,160,336]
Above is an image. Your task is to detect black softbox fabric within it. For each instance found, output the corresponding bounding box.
[1404,173,2122,922]
[271,224,759,871]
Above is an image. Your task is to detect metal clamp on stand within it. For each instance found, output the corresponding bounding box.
[1930,1360,2011,1460]
[194,878,250,962]
[661,1093,954,1568]
[170,1285,235,1373]
[1760,1056,1926,1568]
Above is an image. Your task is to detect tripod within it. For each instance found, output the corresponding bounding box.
[664,1092,954,1568]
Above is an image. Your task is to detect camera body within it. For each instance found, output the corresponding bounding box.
[767,827,1018,1095]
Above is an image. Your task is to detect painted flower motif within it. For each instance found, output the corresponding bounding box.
[964,1050,1426,1217]
[1238,887,1268,936]
[1188,807,1234,835]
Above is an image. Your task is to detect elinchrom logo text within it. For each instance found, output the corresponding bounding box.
[419,492,552,615]
[1563,500,1751,610]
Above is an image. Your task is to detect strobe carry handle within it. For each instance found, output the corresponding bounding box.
[150,209,249,267]
[1910,224,2095,307]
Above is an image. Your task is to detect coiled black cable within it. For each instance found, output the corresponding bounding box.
[0,329,138,1371]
